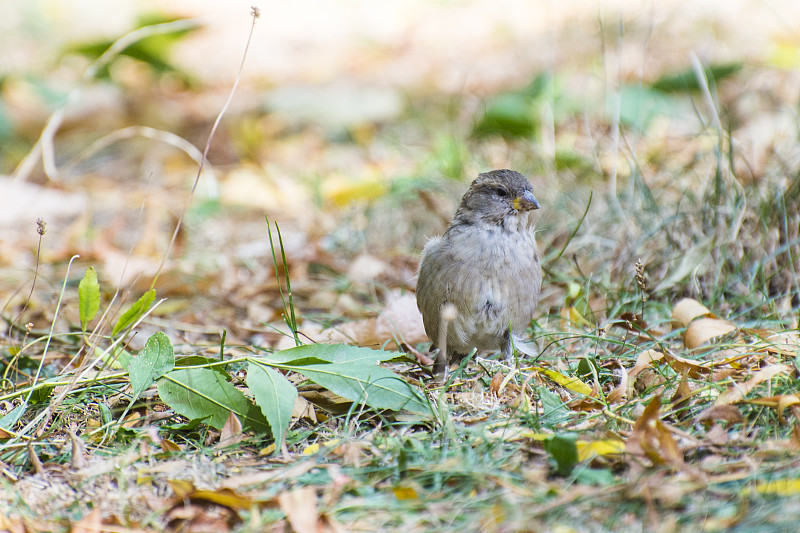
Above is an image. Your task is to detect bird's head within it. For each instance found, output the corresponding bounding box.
[453,169,540,227]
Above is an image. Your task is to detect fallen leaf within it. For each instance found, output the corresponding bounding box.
[671,298,713,328]
[606,360,628,403]
[742,478,800,496]
[279,487,323,533]
[530,366,593,396]
[762,331,800,357]
[217,411,245,448]
[577,438,625,461]
[489,371,504,396]
[715,364,790,406]
[626,395,684,467]
[695,404,744,425]
[748,393,800,423]
[684,318,738,349]
[393,486,419,500]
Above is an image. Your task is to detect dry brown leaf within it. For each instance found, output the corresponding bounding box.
[293,395,318,422]
[671,298,713,328]
[489,371,503,396]
[628,349,710,389]
[27,442,44,475]
[69,427,87,470]
[217,411,245,448]
[762,331,800,357]
[374,292,427,347]
[714,364,791,406]
[279,487,324,533]
[684,318,738,349]
[318,293,426,349]
[748,393,800,423]
[161,438,182,453]
[0,514,28,533]
[669,375,692,412]
[626,395,684,468]
[628,349,667,380]
[606,360,628,403]
[696,404,744,425]
[347,253,387,282]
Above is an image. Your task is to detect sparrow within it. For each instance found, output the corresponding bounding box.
[416,169,542,375]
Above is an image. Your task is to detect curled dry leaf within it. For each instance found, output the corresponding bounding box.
[671,298,713,328]
[489,371,504,396]
[684,318,738,350]
[217,411,245,448]
[628,348,711,393]
[714,364,791,406]
[749,394,800,423]
[626,395,684,468]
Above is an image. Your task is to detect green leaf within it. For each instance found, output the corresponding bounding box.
[0,404,26,430]
[157,367,269,434]
[471,72,564,140]
[614,85,677,131]
[267,344,398,365]
[129,332,175,400]
[273,357,430,415]
[66,15,201,84]
[29,385,55,405]
[247,363,297,449]
[538,386,571,427]
[545,433,579,476]
[651,62,743,93]
[112,289,156,336]
[473,92,538,139]
[78,267,100,334]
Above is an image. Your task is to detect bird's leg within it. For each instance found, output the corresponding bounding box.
[501,330,513,362]
[433,348,448,381]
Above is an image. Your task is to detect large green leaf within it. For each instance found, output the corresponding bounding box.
[267,344,398,365]
[78,266,100,334]
[128,332,174,400]
[246,363,297,449]
[273,358,430,415]
[157,368,269,434]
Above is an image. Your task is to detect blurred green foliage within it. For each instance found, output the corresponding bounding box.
[65,13,201,86]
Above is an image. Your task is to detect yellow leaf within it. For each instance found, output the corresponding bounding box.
[577,439,625,461]
[768,40,800,70]
[743,478,800,496]
[531,366,593,396]
[518,431,552,441]
[324,175,388,206]
[302,439,340,455]
[393,487,419,500]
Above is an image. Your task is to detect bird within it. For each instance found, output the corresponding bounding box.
[416,169,542,376]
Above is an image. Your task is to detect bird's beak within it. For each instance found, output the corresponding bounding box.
[513,190,540,211]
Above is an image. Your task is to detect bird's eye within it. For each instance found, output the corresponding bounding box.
[494,188,508,197]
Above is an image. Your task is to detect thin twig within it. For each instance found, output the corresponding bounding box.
[151,9,259,286]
